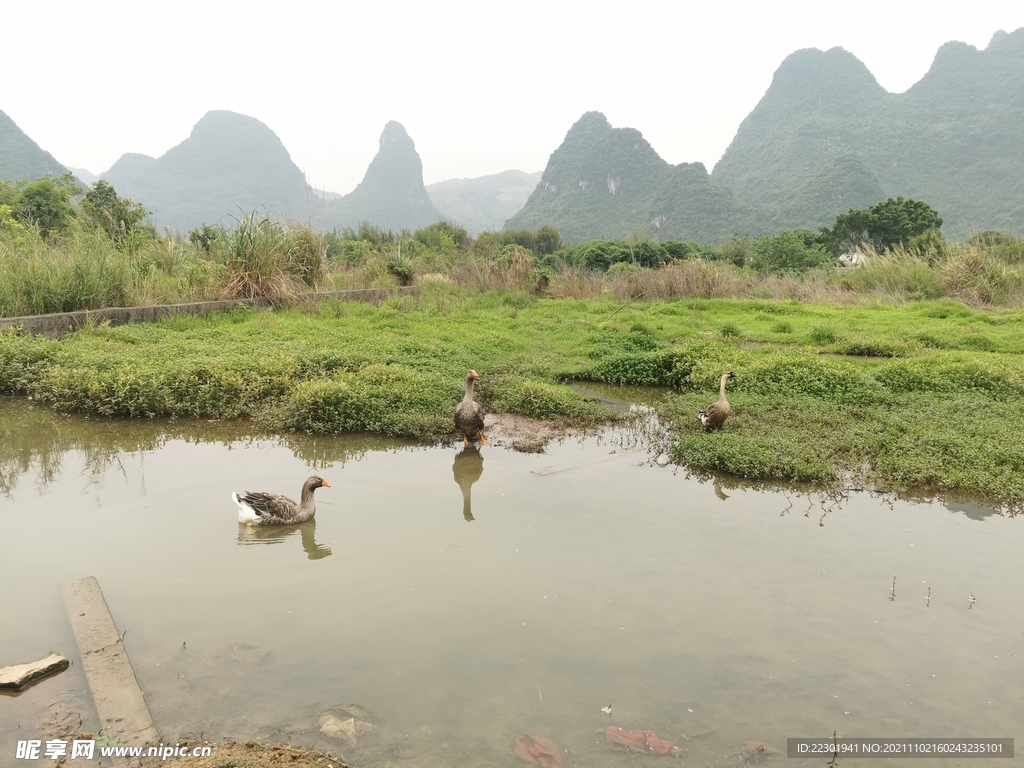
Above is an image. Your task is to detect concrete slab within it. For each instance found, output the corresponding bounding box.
[59,577,160,750]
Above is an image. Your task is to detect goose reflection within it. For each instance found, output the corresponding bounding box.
[452,445,484,521]
[714,477,730,501]
[236,518,332,559]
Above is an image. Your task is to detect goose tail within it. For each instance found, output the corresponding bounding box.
[233,491,260,524]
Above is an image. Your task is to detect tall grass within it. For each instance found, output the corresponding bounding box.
[218,214,327,302]
[0,223,140,315]
[4,214,1024,318]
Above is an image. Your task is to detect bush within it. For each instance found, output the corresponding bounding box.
[218,213,325,301]
[808,325,841,344]
[414,219,470,249]
[749,229,833,274]
[969,231,1024,264]
[562,239,668,271]
[489,376,603,421]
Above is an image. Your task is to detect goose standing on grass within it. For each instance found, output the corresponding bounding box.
[233,475,331,525]
[699,371,736,430]
[455,370,488,446]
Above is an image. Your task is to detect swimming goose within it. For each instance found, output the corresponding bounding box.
[233,475,330,525]
[455,370,488,446]
[699,371,735,430]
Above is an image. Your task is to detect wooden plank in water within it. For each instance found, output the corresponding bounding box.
[59,577,160,749]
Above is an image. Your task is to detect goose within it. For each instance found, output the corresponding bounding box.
[454,370,488,446]
[233,475,330,525]
[699,371,736,430]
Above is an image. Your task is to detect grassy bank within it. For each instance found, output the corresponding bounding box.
[2,287,1022,504]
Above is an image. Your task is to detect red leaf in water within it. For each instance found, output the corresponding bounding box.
[513,734,563,768]
[605,727,684,756]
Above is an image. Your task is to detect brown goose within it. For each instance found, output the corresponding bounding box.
[232,475,331,525]
[455,370,488,446]
[699,371,736,430]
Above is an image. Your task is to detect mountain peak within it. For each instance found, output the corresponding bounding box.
[507,113,755,242]
[765,46,885,106]
[379,120,413,147]
[114,111,310,230]
[325,121,440,231]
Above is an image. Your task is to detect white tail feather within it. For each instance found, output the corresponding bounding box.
[232,491,260,523]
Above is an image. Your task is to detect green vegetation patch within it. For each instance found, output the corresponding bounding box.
[3,289,1024,503]
[661,393,1024,502]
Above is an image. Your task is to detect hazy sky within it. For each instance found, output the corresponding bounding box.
[6,1,1023,194]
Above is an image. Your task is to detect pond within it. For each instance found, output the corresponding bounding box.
[1,396,1020,767]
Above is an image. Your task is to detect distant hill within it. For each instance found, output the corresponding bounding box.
[713,28,1024,235]
[427,170,541,234]
[323,121,441,232]
[0,109,70,183]
[506,112,761,242]
[68,167,99,185]
[105,110,313,231]
[101,152,157,194]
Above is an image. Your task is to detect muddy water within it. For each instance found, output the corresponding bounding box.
[1,396,1021,767]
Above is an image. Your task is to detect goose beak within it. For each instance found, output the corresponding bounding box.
[469,370,479,379]
[321,479,332,487]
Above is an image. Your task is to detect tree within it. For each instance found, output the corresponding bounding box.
[534,225,561,255]
[82,180,149,245]
[13,173,81,237]
[826,197,942,255]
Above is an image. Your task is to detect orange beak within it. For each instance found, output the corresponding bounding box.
[321,479,332,487]
[469,370,479,379]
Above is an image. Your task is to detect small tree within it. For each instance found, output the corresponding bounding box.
[749,229,833,274]
[13,173,81,237]
[189,224,219,253]
[83,180,149,245]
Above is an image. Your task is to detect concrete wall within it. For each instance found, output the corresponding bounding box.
[0,287,420,339]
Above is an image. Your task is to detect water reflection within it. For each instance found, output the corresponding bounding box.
[452,446,484,522]
[236,519,332,560]
[0,397,413,500]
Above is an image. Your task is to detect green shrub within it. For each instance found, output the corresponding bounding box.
[808,324,840,344]
[489,376,603,421]
[749,229,832,274]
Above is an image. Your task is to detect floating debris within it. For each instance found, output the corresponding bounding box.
[317,712,376,747]
[600,704,613,716]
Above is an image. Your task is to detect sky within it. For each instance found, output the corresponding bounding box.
[5,1,1024,195]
